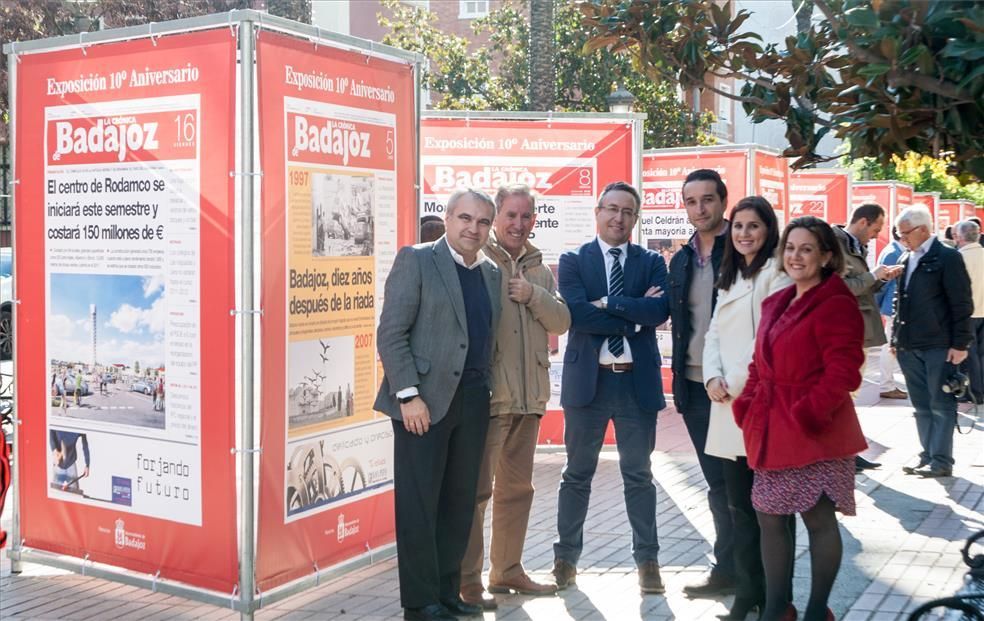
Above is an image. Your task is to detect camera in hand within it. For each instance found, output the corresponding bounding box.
[941,371,970,399]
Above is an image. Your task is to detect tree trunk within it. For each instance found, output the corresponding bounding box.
[528,0,555,110]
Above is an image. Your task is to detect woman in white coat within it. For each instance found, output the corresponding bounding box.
[703,196,791,620]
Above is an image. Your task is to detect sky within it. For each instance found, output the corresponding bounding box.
[287,334,355,392]
[48,273,166,369]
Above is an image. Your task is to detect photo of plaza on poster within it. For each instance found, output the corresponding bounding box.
[311,172,374,257]
[48,273,167,431]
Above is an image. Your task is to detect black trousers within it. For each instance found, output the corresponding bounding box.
[721,457,796,604]
[681,380,735,578]
[392,379,490,609]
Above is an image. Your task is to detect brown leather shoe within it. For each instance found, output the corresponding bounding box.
[459,583,497,611]
[552,559,577,590]
[879,388,908,400]
[488,572,558,596]
[638,560,665,594]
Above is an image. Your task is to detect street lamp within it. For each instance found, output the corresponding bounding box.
[606,83,636,114]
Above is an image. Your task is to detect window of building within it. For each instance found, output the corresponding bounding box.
[717,82,732,124]
[459,0,490,19]
[403,0,430,9]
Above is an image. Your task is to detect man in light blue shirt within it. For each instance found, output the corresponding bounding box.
[876,227,907,399]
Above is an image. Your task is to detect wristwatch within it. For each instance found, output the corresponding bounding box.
[398,394,417,404]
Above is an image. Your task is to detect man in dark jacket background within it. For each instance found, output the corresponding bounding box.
[667,169,734,597]
[893,206,974,479]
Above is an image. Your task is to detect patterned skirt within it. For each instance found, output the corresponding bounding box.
[751,457,857,516]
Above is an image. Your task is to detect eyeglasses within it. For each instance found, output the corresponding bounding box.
[897,224,926,237]
[599,205,638,220]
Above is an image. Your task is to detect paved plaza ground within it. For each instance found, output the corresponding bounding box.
[2,358,983,620]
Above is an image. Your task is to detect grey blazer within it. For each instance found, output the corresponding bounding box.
[374,237,502,423]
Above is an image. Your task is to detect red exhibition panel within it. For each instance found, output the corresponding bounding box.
[789,170,851,225]
[255,31,416,591]
[896,185,913,207]
[15,30,238,591]
[421,118,636,445]
[932,194,963,235]
[940,199,976,221]
[751,151,789,227]
[912,192,941,234]
[640,149,749,397]
[853,182,912,269]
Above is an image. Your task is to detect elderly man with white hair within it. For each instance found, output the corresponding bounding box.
[954,220,984,403]
[892,207,974,478]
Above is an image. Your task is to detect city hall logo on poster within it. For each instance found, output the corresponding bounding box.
[336,513,360,542]
[113,518,147,551]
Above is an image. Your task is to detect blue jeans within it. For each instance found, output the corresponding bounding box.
[897,348,957,469]
[53,463,79,491]
[681,380,735,579]
[555,369,659,565]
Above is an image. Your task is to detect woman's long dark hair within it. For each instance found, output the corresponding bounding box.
[716,196,780,291]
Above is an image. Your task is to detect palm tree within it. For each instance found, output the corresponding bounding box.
[528,0,555,110]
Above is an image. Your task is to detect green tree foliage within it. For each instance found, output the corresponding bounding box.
[579,0,984,180]
[850,153,984,205]
[379,0,711,149]
[379,1,525,110]
[0,0,310,142]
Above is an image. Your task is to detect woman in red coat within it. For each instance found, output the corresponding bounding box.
[733,216,867,621]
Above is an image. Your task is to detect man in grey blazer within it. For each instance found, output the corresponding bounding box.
[375,189,502,621]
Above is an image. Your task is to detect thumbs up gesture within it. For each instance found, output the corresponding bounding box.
[508,268,534,305]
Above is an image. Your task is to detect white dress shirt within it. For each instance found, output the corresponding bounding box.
[596,237,633,365]
[904,236,936,288]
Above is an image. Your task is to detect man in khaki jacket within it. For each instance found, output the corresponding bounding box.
[834,204,903,349]
[460,185,571,609]
[833,203,903,472]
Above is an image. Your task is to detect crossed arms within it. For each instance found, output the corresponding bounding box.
[558,251,669,336]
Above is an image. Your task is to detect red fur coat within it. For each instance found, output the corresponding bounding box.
[733,274,868,470]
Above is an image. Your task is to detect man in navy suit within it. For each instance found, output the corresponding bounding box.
[552,181,670,594]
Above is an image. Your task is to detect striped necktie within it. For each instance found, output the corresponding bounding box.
[608,247,624,357]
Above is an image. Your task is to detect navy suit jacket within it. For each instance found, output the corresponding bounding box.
[558,239,670,411]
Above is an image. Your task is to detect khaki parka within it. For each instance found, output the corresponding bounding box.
[485,234,571,416]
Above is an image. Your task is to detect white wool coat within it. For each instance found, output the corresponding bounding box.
[702,258,791,460]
